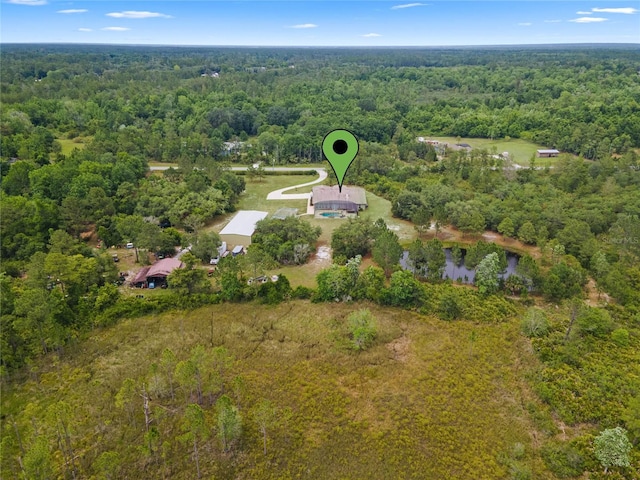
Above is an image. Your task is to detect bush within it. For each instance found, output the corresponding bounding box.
[291,285,314,299]
[611,328,630,346]
[541,441,585,478]
[348,309,377,351]
[257,275,292,305]
[438,289,462,320]
[521,308,550,337]
[577,307,614,338]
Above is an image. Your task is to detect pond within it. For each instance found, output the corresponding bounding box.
[399,248,520,284]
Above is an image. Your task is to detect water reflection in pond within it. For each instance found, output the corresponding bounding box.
[400,248,520,284]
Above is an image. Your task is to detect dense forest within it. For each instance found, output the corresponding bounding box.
[1,45,639,479]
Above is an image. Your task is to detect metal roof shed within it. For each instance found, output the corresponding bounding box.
[219,210,268,247]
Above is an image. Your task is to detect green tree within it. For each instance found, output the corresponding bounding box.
[315,257,361,302]
[411,208,431,238]
[190,231,221,264]
[167,253,211,294]
[354,265,385,302]
[180,404,209,479]
[22,436,53,480]
[239,246,278,282]
[160,348,178,401]
[216,395,242,452]
[515,254,541,291]
[94,451,120,480]
[497,217,515,238]
[518,221,536,244]
[331,218,375,262]
[438,289,462,320]
[252,399,277,455]
[424,238,446,282]
[252,216,320,265]
[593,427,632,473]
[372,229,402,278]
[622,394,640,445]
[576,307,613,338]
[458,210,485,237]
[348,309,377,351]
[116,215,145,262]
[115,378,138,424]
[475,252,500,296]
[590,251,610,297]
[383,270,424,308]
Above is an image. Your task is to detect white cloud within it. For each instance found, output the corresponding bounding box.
[102,26,131,31]
[7,0,47,5]
[391,3,428,10]
[106,11,171,19]
[290,23,318,29]
[570,17,609,23]
[58,9,87,14]
[544,20,562,23]
[362,33,382,37]
[592,7,638,14]
[518,22,532,26]
[576,11,592,14]
[78,28,92,32]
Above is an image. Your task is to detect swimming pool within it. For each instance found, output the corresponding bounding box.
[319,212,343,218]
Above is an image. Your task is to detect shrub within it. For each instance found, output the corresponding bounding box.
[577,307,614,338]
[610,328,630,346]
[348,309,377,351]
[541,441,585,478]
[521,308,550,338]
[438,290,462,320]
[291,285,314,300]
[594,427,632,473]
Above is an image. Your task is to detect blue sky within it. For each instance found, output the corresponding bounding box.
[2,1,639,45]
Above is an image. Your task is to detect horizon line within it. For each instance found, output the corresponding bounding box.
[2,41,639,48]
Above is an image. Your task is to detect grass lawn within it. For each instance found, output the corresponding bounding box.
[237,175,313,213]
[56,137,88,156]
[426,136,560,166]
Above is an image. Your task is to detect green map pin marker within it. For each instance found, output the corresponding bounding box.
[322,129,359,192]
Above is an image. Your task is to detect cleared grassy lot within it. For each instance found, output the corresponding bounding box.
[1,301,552,479]
[56,137,88,156]
[426,136,560,166]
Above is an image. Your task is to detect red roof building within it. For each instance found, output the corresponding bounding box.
[132,258,184,286]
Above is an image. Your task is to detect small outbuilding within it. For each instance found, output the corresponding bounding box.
[219,210,268,247]
[537,149,560,158]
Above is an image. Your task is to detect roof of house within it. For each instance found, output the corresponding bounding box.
[132,266,151,284]
[312,185,367,206]
[219,210,268,237]
[537,149,560,154]
[147,258,184,278]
